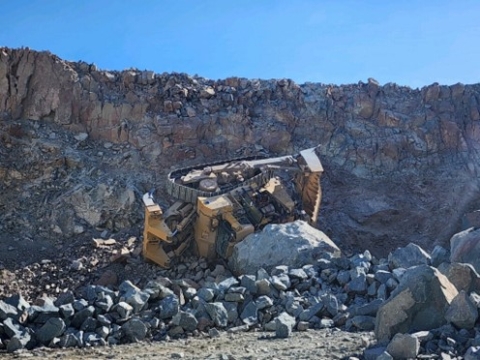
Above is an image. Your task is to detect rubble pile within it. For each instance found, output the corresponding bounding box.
[0,221,480,359]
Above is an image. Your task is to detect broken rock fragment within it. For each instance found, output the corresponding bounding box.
[375,265,458,343]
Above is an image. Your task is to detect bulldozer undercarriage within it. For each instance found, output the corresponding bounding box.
[143,147,323,268]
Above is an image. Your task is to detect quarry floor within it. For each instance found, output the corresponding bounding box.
[2,329,375,360]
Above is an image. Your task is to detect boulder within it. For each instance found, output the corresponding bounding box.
[158,294,180,319]
[240,301,258,325]
[438,262,480,293]
[204,302,228,328]
[119,280,150,313]
[121,318,148,342]
[386,333,420,360]
[388,243,431,270]
[450,228,480,273]
[35,317,66,344]
[71,306,95,328]
[229,221,341,275]
[445,290,479,329]
[375,265,458,343]
[430,245,450,267]
[172,311,198,332]
[275,312,296,338]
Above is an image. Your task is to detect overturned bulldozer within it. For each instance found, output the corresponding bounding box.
[143,146,323,268]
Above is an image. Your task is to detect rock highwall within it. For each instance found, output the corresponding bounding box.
[2,47,480,256]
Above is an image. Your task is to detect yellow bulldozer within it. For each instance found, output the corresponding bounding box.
[142,146,323,268]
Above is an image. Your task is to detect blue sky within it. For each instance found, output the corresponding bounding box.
[2,1,479,88]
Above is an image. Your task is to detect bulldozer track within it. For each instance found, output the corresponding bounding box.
[166,155,273,203]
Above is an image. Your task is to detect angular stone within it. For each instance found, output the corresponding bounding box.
[28,300,59,324]
[350,315,376,331]
[445,290,479,329]
[121,318,148,342]
[363,346,388,360]
[36,317,66,345]
[240,301,258,325]
[388,243,431,270]
[439,262,480,293]
[97,314,112,326]
[172,311,198,332]
[119,280,150,313]
[346,267,367,294]
[59,333,78,348]
[430,245,450,267]
[224,293,244,302]
[375,265,458,343]
[80,317,97,332]
[450,227,480,273]
[221,301,238,323]
[349,299,383,317]
[116,302,133,319]
[321,293,339,317]
[59,303,75,319]
[386,333,420,359]
[159,294,179,319]
[96,326,110,339]
[256,279,271,295]
[71,305,94,328]
[255,295,273,310]
[275,312,295,338]
[240,275,257,294]
[374,270,393,284]
[217,277,239,292]
[271,275,290,291]
[0,300,18,320]
[143,280,174,300]
[289,268,308,280]
[197,288,215,302]
[336,270,350,285]
[465,346,480,360]
[72,299,88,311]
[256,268,270,280]
[299,302,323,322]
[204,302,228,328]
[229,221,341,275]
[297,321,309,331]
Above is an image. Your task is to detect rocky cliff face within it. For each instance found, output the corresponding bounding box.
[1,47,480,262]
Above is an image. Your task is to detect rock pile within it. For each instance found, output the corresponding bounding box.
[1,224,480,358]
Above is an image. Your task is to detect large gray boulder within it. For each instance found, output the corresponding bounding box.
[375,265,458,343]
[388,243,431,269]
[450,227,480,273]
[229,221,341,275]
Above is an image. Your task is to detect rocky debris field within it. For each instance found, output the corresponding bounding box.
[3,48,480,358]
[2,221,480,359]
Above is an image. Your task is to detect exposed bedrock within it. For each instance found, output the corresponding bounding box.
[2,47,480,257]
